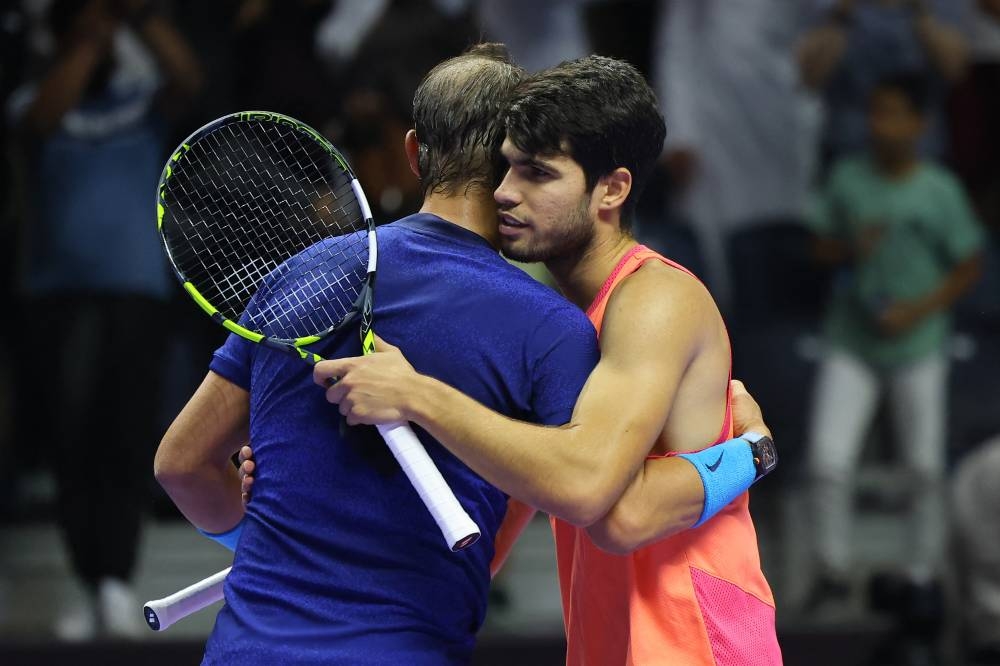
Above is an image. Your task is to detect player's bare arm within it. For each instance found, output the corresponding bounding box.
[588,378,771,553]
[155,371,248,534]
[316,261,718,529]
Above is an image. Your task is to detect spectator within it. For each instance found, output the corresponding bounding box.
[328,0,478,221]
[803,72,984,616]
[951,434,1000,665]
[653,0,819,306]
[478,0,591,72]
[798,0,968,171]
[6,0,201,640]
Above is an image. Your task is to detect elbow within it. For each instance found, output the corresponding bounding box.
[553,476,620,528]
[586,510,647,556]
[153,435,198,492]
[586,500,699,556]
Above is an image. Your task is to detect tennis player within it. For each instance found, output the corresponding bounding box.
[154,44,603,664]
[316,56,782,665]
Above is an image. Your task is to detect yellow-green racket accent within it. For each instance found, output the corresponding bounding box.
[158,111,481,555]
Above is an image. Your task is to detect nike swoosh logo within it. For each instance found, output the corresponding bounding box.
[707,451,724,472]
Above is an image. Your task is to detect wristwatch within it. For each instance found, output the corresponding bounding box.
[740,431,778,482]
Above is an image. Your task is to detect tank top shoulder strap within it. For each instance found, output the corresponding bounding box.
[586,244,734,445]
[586,244,695,333]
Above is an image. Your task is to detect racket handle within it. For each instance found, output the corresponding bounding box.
[376,422,481,551]
[142,566,230,631]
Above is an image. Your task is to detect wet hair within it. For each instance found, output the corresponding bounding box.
[871,71,931,116]
[504,55,666,231]
[411,42,525,197]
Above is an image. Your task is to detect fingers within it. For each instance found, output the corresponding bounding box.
[313,358,358,388]
[241,475,253,505]
[238,452,255,506]
[730,379,747,396]
[372,334,400,353]
[239,459,255,478]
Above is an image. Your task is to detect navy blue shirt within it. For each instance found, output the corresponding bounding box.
[203,214,598,665]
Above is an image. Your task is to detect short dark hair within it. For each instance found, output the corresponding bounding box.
[412,43,525,197]
[504,55,666,231]
[871,71,931,115]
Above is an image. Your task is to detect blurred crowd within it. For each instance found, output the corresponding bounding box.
[0,0,998,664]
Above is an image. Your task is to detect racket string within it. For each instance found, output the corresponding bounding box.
[161,118,370,340]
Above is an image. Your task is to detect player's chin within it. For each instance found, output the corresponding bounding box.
[500,237,544,264]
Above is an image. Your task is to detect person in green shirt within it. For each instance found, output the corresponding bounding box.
[804,71,984,614]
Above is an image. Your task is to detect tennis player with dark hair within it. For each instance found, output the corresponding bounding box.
[317,56,782,665]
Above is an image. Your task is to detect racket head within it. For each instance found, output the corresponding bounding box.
[157,111,376,358]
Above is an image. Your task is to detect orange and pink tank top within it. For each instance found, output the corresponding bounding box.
[552,244,782,665]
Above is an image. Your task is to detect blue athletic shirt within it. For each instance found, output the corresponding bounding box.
[203,213,599,665]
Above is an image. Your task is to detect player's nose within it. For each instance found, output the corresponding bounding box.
[494,170,520,207]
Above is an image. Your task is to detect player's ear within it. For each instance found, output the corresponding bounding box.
[404,130,421,179]
[597,167,632,215]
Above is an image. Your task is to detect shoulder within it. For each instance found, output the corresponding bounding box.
[602,258,720,347]
[611,258,716,318]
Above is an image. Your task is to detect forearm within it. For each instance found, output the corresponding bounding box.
[587,432,773,554]
[919,255,983,315]
[406,375,637,526]
[154,372,249,534]
[135,12,203,98]
[913,12,967,82]
[154,456,244,533]
[586,457,703,555]
[22,39,107,135]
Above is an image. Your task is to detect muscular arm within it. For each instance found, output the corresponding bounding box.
[321,268,713,528]
[587,380,772,554]
[154,371,248,533]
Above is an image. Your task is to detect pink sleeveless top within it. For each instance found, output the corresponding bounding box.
[552,244,782,665]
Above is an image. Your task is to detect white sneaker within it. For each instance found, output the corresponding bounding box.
[54,594,98,642]
[98,577,144,639]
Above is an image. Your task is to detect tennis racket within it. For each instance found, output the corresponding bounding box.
[147,111,481,629]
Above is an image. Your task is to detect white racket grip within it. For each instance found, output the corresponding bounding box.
[376,421,481,551]
[143,566,230,631]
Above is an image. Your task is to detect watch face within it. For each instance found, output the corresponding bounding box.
[753,437,778,475]
[760,443,777,470]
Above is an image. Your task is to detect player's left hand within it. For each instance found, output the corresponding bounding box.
[730,380,772,440]
[238,445,255,505]
[314,336,420,425]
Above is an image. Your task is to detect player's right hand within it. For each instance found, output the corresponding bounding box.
[238,445,255,505]
[313,335,419,426]
[730,380,772,440]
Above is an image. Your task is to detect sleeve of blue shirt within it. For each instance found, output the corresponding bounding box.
[209,333,254,391]
[527,306,600,426]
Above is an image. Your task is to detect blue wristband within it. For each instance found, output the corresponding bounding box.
[677,438,757,528]
[198,517,245,551]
